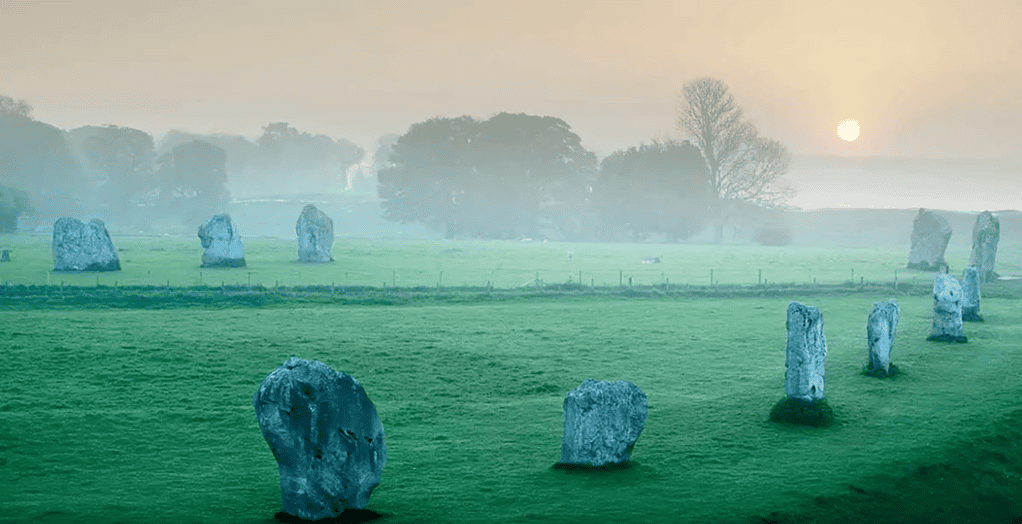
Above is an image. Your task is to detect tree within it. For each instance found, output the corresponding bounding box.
[594,137,710,241]
[377,113,596,240]
[156,140,229,225]
[256,122,364,195]
[0,95,32,119]
[0,184,33,232]
[378,116,481,238]
[676,78,793,242]
[0,95,84,218]
[68,125,157,218]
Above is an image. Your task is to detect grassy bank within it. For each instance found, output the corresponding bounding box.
[1,234,1013,290]
[2,294,1020,523]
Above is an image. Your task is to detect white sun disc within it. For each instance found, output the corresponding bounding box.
[837,119,860,141]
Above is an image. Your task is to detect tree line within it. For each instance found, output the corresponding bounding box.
[0,100,368,231]
[379,78,793,242]
[1,78,793,242]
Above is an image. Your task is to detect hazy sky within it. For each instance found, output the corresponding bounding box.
[3,0,1021,209]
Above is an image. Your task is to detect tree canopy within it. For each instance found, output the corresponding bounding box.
[676,77,793,241]
[378,113,596,239]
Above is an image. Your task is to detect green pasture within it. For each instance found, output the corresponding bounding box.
[1,234,1014,290]
[2,294,1022,523]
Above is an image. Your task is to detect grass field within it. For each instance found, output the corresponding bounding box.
[1,234,1017,290]
[1,235,1021,523]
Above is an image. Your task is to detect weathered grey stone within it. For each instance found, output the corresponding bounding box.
[296,204,334,263]
[52,218,120,272]
[866,299,900,376]
[198,214,245,267]
[559,379,647,467]
[0,249,8,262]
[969,211,999,282]
[928,273,967,342]
[253,357,386,521]
[785,301,826,401]
[907,208,952,271]
[961,266,983,321]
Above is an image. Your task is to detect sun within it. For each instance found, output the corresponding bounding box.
[837,119,860,142]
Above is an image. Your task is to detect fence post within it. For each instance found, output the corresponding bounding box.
[894,269,898,290]
[628,276,632,287]
[619,270,623,287]
[758,269,762,285]
[579,270,582,285]
[393,270,396,288]
[439,271,443,289]
[851,268,854,283]
[710,269,714,286]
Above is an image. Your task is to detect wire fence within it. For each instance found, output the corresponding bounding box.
[6,265,935,291]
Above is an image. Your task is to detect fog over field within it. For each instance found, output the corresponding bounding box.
[1,0,1020,236]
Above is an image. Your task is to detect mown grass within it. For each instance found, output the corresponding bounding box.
[1,234,1013,290]
[2,293,1021,524]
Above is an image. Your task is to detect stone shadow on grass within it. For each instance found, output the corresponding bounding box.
[551,460,638,474]
[863,362,901,379]
[273,509,385,523]
[926,334,968,343]
[769,397,835,428]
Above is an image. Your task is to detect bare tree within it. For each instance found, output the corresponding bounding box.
[676,77,793,241]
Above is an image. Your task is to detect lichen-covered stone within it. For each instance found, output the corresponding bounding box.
[907,208,952,271]
[866,299,900,377]
[52,218,120,272]
[785,301,827,401]
[928,273,967,342]
[198,214,245,267]
[296,204,334,263]
[969,211,999,282]
[961,266,983,322]
[559,379,647,467]
[253,357,386,521]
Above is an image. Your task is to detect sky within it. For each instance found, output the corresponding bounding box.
[2,0,1020,210]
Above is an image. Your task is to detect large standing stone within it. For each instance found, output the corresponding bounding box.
[253,357,386,521]
[969,211,999,282]
[768,302,833,424]
[961,266,983,322]
[559,379,647,467]
[0,249,8,262]
[928,273,967,342]
[198,214,245,267]
[296,204,334,263]
[866,299,900,377]
[52,218,121,272]
[907,208,952,271]
[770,302,833,426]
[784,302,827,401]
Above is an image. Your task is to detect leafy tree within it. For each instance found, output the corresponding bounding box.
[156,140,229,225]
[0,95,83,218]
[378,113,596,240]
[676,78,794,242]
[471,113,596,239]
[595,138,710,241]
[68,125,157,216]
[256,122,364,195]
[0,184,33,232]
[378,116,481,238]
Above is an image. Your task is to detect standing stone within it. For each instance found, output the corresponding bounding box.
[770,302,833,426]
[928,273,967,342]
[296,204,334,263]
[961,266,983,321]
[866,299,900,377]
[253,357,386,521]
[784,302,826,401]
[0,249,8,262]
[969,211,999,282]
[559,379,647,467]
[52,218,121,272]
[907,208,952,271]
[198,214,245,267]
